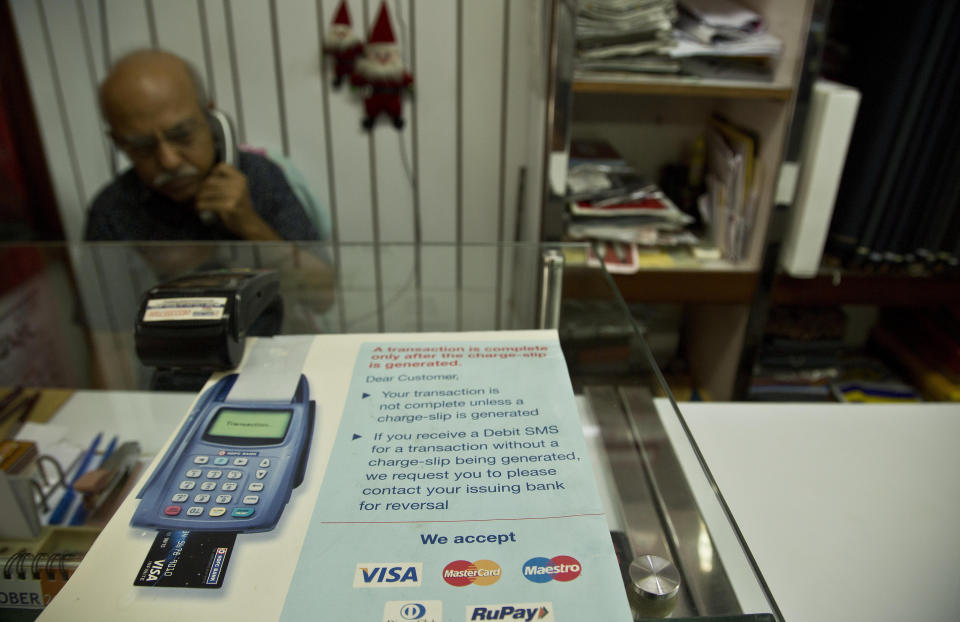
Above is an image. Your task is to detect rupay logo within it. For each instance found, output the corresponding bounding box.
[521,556,581,583]
[354,562,423,588]
[466,603,553,621]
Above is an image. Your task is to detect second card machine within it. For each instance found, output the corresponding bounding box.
[131,373,314,533]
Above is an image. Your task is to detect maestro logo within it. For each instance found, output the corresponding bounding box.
[442,560,502,586]
[521,556,581,583]
[354,562,423,587]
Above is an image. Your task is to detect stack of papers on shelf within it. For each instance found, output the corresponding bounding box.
[565,139,648,201]
[576,0,782,81]
[701,116,761,263]
[576,0,680,74]
[672,0,782,81]
[565,139,698,270]
[748,306,921,402]
[677,0,763,43]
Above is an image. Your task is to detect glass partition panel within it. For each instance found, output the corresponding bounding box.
[0,240,778,620]
[1,241,616,390]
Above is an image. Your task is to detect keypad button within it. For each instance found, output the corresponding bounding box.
[178,481,195,490]
[215,494,233,504]
[233,458,248,466]
[186,506,204,516]
[172,493,189,503]
[259,458,271,468]
[242,495,259,505]
[209,507,226,517]
[227,470,243,479]
[255,469,267,479]
[200,481,217,491]
[193,494,211,503]
[213,457,229,466]
[193,456,209,464]
[164,505,182,516]
[231,507,255,518]
[185,469,202,478]
[247,482,264,492]
[206,470,223,479]
[222,482,238,491]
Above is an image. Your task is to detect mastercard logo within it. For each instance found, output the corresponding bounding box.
[442,559,502,586]
[521,556,582,583]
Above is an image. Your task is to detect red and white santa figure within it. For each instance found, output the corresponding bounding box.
[351,1,413,129]
[323,0,363,89]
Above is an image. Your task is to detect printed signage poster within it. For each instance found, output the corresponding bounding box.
[41,332,632,621]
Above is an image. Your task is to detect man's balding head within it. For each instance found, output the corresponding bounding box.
[100,50,208,124]
[101,50,217,203]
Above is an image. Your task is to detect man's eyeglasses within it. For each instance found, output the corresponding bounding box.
[114,118,204,160]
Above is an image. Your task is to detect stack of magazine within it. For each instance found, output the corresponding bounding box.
[565,139,695,273]
[576,0,680,75]
[748,306,920,403]
[576,0,783,81]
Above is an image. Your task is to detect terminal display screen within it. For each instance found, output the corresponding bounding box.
[204,408,292,444]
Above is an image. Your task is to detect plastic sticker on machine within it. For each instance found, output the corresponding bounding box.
[142,297,227,322]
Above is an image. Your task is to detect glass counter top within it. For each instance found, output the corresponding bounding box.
[0,240,780,620]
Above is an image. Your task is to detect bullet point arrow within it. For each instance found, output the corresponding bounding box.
[362,392,370,399]
[352,434,362,440]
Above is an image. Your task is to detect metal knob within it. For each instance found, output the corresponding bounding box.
[628,555,680,619]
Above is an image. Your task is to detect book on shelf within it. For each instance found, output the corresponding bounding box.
[703,115,759,263]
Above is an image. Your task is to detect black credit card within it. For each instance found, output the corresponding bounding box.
[134,530,236,588]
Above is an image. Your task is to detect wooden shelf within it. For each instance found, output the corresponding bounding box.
[565,267,758,304]
[772,271,960,306]
[573,74,794,101]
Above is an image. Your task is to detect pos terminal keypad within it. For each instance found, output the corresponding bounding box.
[163,455,269,520]
[132,374,314,534]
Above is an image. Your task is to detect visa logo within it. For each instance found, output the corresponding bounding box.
[145,560,164,582]
[353,562,423,588]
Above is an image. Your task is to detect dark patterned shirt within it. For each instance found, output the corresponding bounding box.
[84,151,319,241]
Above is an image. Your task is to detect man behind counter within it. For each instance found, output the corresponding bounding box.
[85,49,318,241]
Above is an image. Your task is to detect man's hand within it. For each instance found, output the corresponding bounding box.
[196,163,282,241]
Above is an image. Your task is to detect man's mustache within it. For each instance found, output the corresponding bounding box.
[153,165,200,187]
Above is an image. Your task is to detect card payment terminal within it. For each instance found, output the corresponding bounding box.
[131,373,314,533]
[135,269,281,371]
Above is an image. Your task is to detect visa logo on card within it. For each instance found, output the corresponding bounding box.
[144,560,165,582]
[353,563,422,587]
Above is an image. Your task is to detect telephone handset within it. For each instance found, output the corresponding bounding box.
[199,108,239,225]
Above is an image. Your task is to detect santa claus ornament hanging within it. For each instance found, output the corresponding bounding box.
[323,0,363,89]
[351,1,413,130]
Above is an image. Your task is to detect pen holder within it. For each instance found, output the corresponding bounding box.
[0,454,72,539]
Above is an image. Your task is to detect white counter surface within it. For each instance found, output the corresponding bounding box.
[657,400,960,622]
